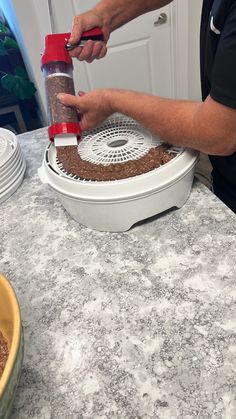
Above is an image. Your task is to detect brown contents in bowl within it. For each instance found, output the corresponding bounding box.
[0,330,9,378]
[57,145,175,181]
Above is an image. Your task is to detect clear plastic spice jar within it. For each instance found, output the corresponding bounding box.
[41,33,81,142]
[43,61,78,125]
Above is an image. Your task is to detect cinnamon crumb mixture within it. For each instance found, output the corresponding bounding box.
[0,330,9,379]
[57,145,175,181]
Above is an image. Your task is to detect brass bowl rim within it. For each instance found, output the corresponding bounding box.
[0,274,21,398]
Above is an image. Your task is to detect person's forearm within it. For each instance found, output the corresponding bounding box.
[94,0,173,32]
[106,89,236,156]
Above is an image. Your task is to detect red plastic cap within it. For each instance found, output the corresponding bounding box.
[41,33,72,68]
[48,122,81,141]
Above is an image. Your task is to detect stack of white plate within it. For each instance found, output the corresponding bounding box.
[0,128,26,204]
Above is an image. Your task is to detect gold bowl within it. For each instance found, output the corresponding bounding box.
[0,274,23,419]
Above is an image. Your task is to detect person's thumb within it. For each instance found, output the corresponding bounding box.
[57,93,82,108]
[68,22,83,45]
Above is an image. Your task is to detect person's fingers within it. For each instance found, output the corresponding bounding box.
[68,11,109,61]
[98,45,107,59]
[69,16,83,44]
[86,42,104,63]
[69,11,104,44]
[72,42,106,62]
[76,94,85,119]
[77,40,94,61]
[57,93,82,109]
[68,46,83,58]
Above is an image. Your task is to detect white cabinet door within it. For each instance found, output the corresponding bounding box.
[49,0,174,98]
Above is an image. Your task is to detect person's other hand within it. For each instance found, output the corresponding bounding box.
[57,90,114,131]
[68,11,110,62]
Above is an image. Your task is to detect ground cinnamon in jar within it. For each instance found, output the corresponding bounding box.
[46,74,78,125]
[0,330,9,378]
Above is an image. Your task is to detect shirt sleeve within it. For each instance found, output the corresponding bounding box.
[210,3,236,109]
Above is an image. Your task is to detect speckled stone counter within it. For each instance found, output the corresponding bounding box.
[1,128,236,419]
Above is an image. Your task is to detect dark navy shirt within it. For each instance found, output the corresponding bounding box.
[200,0,236,212]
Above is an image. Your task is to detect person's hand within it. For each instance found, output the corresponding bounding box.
[68,10,110,62]
[57,90,114,131]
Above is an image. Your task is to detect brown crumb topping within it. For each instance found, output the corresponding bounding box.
[56,145,175,181]
[0,330,9,379]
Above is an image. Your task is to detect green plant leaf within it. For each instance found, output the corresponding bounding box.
[14,66,28,79]
[3,36,19,50]
[22,81,37,99]
[1,73,36,100]
[0,40,7,56]
[1,74,25,99]
[0,22,9,34]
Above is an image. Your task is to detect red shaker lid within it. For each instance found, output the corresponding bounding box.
[41,33,72,68]
[48,122,81,141]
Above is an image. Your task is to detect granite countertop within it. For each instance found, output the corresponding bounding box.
[1,128,236,419]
